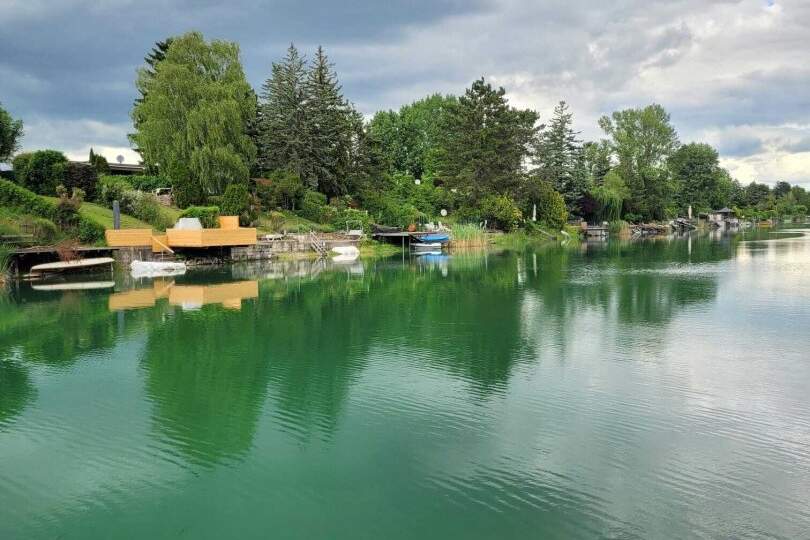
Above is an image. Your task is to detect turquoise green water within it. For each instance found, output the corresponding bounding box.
[1,227,810,539]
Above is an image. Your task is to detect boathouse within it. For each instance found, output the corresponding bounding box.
[705,208,740,228]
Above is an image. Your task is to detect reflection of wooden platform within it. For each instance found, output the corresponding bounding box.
[108,280,259,311]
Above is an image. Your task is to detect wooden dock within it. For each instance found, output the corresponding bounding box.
[584,225,609,239]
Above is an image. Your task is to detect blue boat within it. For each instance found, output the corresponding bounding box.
[415,233,450,244]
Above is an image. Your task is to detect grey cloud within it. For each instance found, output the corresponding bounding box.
[3,0,810,185]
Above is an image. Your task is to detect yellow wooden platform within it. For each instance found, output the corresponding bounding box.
[104,216,256,251]
[164,227,257,248]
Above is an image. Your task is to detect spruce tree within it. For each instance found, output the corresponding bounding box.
[533,101,587,213]
[256,44,311,184]
[304,46,354,197]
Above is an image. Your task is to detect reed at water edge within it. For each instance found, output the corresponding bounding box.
[449,224,489,249]
[0,245,12,285]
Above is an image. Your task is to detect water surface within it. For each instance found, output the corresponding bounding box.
[1,227,809,539]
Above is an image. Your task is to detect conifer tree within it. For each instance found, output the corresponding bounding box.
[256,44,311,183]
[436,78,538,203]
[533,101,588,213]
[304,46,354,197]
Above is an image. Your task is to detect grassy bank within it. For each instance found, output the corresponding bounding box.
[42,197,181,231]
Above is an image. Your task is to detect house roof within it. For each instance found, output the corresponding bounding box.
[714,207,733,214]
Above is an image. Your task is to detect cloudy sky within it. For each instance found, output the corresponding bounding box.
[1,0,808,186]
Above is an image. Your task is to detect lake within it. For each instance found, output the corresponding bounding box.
[1,227,809,539]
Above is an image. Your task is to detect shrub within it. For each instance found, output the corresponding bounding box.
[54,185,83,228]
[11,153,32,184]
[480,194,523,232]
[98,176,133,205]
[331,207,371,233]
[180,206,220,228]
[300,191,328,222]
[20,216,59,243]
[534,183,568,230]
[78,219,105,244]
[14,150,68,195]
[256,171,305,211]
[128,191,172,229]
[62,162,98,201]
[88,149,110,175]
[173,177,204,209]
[220,182,256,226]
[127,174,170,193]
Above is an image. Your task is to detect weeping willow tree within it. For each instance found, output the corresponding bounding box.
[591,169,630,222]
[131,32,256,207]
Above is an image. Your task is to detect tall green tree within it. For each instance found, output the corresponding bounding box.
[599,104,680,220]
[130,32,256,206]
[368,94,457,180]
[581,140,612,185]
[256,44,310,182]
[669,142,725,213]
[304,46,355,197]
[132,38,174,127]
[533,101,588,213]
[0,103,23,163]
[436,78,538,204]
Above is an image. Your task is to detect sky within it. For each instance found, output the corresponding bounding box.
[1,0,809,186]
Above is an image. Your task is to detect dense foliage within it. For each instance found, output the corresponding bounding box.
[220,183,256,226]
[88,148,110,175]
[598,104,680,221]
[11,150,68,195]
[131,31,256,207]
[0,103,23,163]
[179,206,220,228]
[62,162,98,201]
[369,94,456,179]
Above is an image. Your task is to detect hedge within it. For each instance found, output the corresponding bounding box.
[0,178,105,243]
[179,206,220,228]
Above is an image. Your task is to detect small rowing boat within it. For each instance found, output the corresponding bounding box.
[30,257,115,276]
[415,233,450,244]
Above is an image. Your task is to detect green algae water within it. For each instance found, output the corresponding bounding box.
[1,227,810,539]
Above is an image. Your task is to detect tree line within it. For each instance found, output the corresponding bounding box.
[3,30,809,230]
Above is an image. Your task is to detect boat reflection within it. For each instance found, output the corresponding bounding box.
[108,279,259,311]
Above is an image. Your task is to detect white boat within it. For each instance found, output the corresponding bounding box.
[30,257,115,275]
[411,242,442,251]
[131,260,187,278]
[331,245,359,257]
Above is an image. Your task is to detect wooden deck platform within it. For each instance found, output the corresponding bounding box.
[105,216,257,252]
